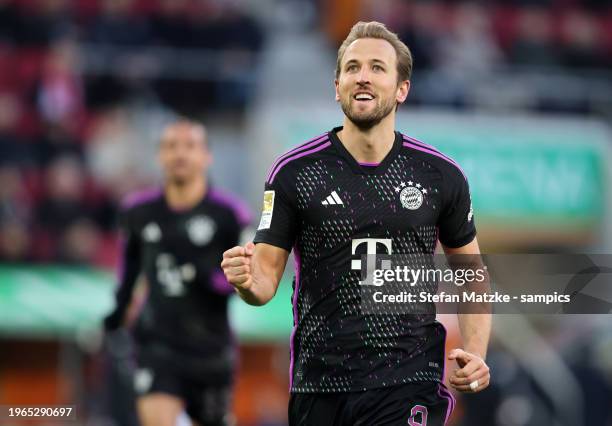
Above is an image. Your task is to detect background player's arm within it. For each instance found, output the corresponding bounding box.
[222,242,289,306]
[103,233,141,331]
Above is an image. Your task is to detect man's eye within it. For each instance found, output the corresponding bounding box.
[373,65,384,71]
[347,65,358,72]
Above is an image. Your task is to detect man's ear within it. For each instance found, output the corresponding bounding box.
[335,79,340,102]
[396,80,410,104]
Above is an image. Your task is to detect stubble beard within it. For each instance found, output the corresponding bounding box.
[340,95,396,131]
[167,169,197,187]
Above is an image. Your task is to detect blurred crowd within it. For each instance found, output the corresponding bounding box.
[358,0,612,112]
[365,0,612,72]
[0,0,264,266]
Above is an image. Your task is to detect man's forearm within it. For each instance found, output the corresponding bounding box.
[444,241,491,359]
[235,270,279,306]
[224,242,289,307]
[236,285,272,306]
[457,312,491,359]
[105,235,141,330]
[457,274,492,359]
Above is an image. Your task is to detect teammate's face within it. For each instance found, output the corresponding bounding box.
[158,124,210,185]
[335,38,409,130]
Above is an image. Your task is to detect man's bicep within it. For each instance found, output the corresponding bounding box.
[253,242,290,294]
[442,237,481,255]
[438,167,476,248]
[253,181,297,252]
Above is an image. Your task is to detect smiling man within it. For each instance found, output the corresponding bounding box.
[222,22,491,425]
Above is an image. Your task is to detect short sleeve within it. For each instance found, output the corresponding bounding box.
[253,179,297,252]
[437,171,476,248]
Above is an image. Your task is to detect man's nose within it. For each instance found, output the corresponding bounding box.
[357,67,371,84]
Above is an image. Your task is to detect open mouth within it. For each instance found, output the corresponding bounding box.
[171,160,189,169]
[353,92,375,102]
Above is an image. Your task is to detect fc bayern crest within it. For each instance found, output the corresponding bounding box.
[186,215,216,246]
[395,181,427,210]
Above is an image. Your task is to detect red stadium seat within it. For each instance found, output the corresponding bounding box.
[15,49,46,93]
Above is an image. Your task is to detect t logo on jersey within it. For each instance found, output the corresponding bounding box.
[351,238,392,286]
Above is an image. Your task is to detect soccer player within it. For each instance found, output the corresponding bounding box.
[222,21,491,425]
[104,120,251,426]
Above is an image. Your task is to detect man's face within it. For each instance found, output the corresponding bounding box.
[158,124,210,185]
[335,38,409,130]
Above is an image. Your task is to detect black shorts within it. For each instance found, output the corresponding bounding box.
[134,352,234,426]
[289,381,455,426]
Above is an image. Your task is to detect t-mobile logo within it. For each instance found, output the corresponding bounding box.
[351,238,392,286]
[156,253,196,296]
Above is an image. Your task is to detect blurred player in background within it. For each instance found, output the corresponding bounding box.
[104,120,251,426]
[222,21,490,425]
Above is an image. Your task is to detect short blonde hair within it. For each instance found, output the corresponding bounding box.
[335,21,413,83]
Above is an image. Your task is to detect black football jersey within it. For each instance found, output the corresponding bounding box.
[254,126,476,393]
[114,187,251,380]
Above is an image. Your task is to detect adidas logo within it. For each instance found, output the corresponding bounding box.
[322,191,344,206]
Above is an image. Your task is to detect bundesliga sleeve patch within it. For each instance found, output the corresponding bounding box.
[257,190,275,230]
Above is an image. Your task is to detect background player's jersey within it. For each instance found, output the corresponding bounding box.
[114,187,251,384]
[254,127,476,393]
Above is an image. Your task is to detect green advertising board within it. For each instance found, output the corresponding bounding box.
[0,265,294,341]
[406,119,608,226]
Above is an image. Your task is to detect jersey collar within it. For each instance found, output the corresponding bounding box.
[328,126,402,175]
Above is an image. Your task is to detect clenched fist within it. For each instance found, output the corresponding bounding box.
[221,241,255,292]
